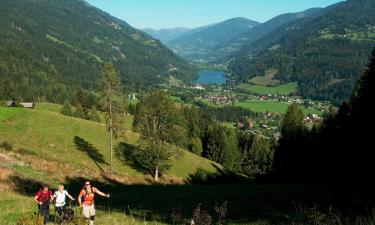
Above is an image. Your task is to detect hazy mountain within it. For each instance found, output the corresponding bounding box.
[166,17,260,62]
[213,8,322,61]
[228,0,375,105]
[142,27,191,43]
[0,0,196,102]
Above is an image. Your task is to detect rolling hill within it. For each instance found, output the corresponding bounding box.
[165,18,260,62]
[0,0,196,103]
[228,0,375,105]
[0,104,220,182]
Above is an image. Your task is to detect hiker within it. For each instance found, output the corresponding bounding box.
[53,184,75,223]
[78,181,110,225]
[34,184,53,224]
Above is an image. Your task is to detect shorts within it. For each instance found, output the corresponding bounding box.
[82,204,95,219]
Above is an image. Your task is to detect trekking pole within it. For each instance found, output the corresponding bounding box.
[54,204,57,223]
[107,195,111,215]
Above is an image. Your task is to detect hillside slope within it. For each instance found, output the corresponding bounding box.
[166,18,260,62]
[228,0,375,105]
[0,105,220,182]
[0,0,196,102]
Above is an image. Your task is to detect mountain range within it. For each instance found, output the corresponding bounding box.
[0,0,195,102]
[162,18,260,62]
[228,0,375,105]
[141,27,191,43]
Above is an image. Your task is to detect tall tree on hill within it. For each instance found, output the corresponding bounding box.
[273,103,307,181]
[133,91,176,181]
[1,79,16,101]
[98,62,124,174]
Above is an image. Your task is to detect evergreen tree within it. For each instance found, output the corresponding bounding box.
[60,100,73,116]
[273,103,307,181]
[280,103,305,137]
[133,91,176,181]
[1,79,16,100]
[88,106,101,123]
[98,62,124,174]
[189,137,203,156]
[74,104,86,119]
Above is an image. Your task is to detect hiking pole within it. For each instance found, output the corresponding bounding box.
[107,195,111,215]
[54,204,57,223]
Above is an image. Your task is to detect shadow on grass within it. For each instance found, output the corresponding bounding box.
[9,175,45,196]
[115,142,151,175]
[115,142,171,177]
[186,163,249,185]
[74,136,107,172]
[8,174,375,224]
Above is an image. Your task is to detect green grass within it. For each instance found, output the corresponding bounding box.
[0,106,219,179]
[236,82,298,95]
[1,182,372,225]
[34,103,62,113]
[247,68,280,86]
[235,100,289,113]
[234,100,321,115]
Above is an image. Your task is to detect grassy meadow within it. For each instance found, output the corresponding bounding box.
[234,100,321,115]
[236,82,298,96]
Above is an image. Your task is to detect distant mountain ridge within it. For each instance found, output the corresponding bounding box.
[0,0,196,102]
[214,8,323,62]
[228,0,375,105]
[164,17,260,62]
[141,27,191,43]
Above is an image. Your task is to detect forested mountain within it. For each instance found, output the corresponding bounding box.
[166,18,260,62]
[0,0,196,102]
[214,8,322,61]
[228,0,375,105]
[142,27,191,43]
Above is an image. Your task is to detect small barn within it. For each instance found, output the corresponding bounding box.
[19,102,35,109]
[5,100,17,107]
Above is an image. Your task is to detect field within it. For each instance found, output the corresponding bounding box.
[236,82,298,96]
[234,100,321,115]
[248,68,280,86]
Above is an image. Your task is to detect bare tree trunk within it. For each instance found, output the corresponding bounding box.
[109,100,113,175]
[154,166,159,182]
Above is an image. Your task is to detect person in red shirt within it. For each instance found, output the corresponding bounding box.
[78,181,110,225]
[34,184,53,224]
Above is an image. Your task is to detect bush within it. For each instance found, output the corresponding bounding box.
[0,141,12,151]
[189,137,203,155]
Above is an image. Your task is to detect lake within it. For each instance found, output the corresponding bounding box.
[196,70,226,84]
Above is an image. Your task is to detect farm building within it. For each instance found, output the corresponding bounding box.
[19,102,35,109]
[5,100,17,107]
[4,101,35,109]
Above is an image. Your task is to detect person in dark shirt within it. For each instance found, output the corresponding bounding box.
[34,184,53,224]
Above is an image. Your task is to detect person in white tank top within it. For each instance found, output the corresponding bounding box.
[53,184,75,223]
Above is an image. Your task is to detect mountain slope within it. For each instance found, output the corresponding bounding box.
[214,8,322,61]
[0,104,220,180]
[166,18,260,62]
[0,0,196,102]
[142,27,191,43]
[229,0,375,105]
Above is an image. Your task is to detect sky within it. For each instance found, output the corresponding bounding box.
[85,0,344,29]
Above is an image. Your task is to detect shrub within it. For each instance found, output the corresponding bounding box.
[0,141,12,151]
